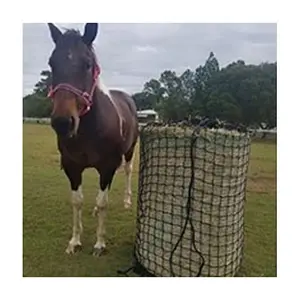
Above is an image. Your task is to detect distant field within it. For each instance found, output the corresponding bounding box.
[23,124,276,277]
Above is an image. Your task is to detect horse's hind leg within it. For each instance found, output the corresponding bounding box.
[123,144,136,209]
[62,163,84,254]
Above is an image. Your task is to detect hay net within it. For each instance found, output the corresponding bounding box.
[131,121,251,277]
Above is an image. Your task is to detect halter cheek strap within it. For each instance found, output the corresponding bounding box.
[47,64,101,116]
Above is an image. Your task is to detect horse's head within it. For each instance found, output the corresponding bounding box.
[47,23,99,137]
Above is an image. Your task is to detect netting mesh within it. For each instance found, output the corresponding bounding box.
[132,123,251,277]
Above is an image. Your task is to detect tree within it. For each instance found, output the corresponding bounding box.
[23,93,52,118]
[157,70,190,121]
[192,52,220,117]
[204,61,276,128]
[23,53,277,126]
[33,70,52,96]
[206,92,242,122]
[195,52,220,89]
[132,92,153,110]
[143,79,166,109]
[180,69,196,104]
[23,70,52,117]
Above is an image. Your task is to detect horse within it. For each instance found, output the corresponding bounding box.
[46,23,139,256]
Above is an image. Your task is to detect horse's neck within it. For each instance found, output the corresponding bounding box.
[89,83,115,123]
[97,79,111,98]
[91,84,124,139]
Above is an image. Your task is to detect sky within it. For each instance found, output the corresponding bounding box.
[23,23,277,96]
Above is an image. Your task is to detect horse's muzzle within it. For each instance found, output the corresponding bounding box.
[51,116,75,137]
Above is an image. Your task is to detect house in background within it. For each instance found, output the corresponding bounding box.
[137,109,159,126]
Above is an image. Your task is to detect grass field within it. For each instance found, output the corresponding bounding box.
[23,123,276,277]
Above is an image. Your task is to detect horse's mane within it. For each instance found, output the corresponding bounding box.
[62,28,80,35]
[62,29,81,38]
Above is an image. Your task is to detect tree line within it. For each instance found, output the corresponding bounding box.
[23,52,276,129]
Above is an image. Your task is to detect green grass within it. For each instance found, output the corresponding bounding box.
[23,123,276,277]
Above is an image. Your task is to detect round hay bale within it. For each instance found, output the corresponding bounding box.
[134,124,251,277]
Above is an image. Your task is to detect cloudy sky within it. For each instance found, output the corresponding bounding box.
[23,23,276,96]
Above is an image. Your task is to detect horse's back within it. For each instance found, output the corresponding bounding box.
[109,89,137,116]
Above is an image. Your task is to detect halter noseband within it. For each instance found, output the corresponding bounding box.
[47,64,101,116]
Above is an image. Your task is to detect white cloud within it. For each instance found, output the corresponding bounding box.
[23,23,277,96]
[134,45,158,53]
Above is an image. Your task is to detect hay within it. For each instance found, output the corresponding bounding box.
[134,125,251,277]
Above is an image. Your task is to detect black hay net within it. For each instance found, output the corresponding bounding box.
[130,122,251,277]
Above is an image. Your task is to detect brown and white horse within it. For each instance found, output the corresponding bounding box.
[47,23,139,256]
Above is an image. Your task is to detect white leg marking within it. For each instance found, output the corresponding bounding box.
[93,188,108,255]
[124,157,134,209]
[66,186,83,254]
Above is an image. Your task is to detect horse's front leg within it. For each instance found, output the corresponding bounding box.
[63,163,84,254]
[93,163,119,256]
[92,187,108,256]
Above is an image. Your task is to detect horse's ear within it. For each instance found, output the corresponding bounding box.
[82,23,98,46]
[48,23,62,44]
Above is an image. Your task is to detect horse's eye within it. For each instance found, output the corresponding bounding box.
[84,60,92,70]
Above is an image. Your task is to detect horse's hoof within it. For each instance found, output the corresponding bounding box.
[92,206,99,217]
[92,246,106,257]
[74,244,83,252]
[124,201,132,209]
[65,243,82,254]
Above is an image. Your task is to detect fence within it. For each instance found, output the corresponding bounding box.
[23,118,51,124]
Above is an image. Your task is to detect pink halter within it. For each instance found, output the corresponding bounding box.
[47,64,101,116]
